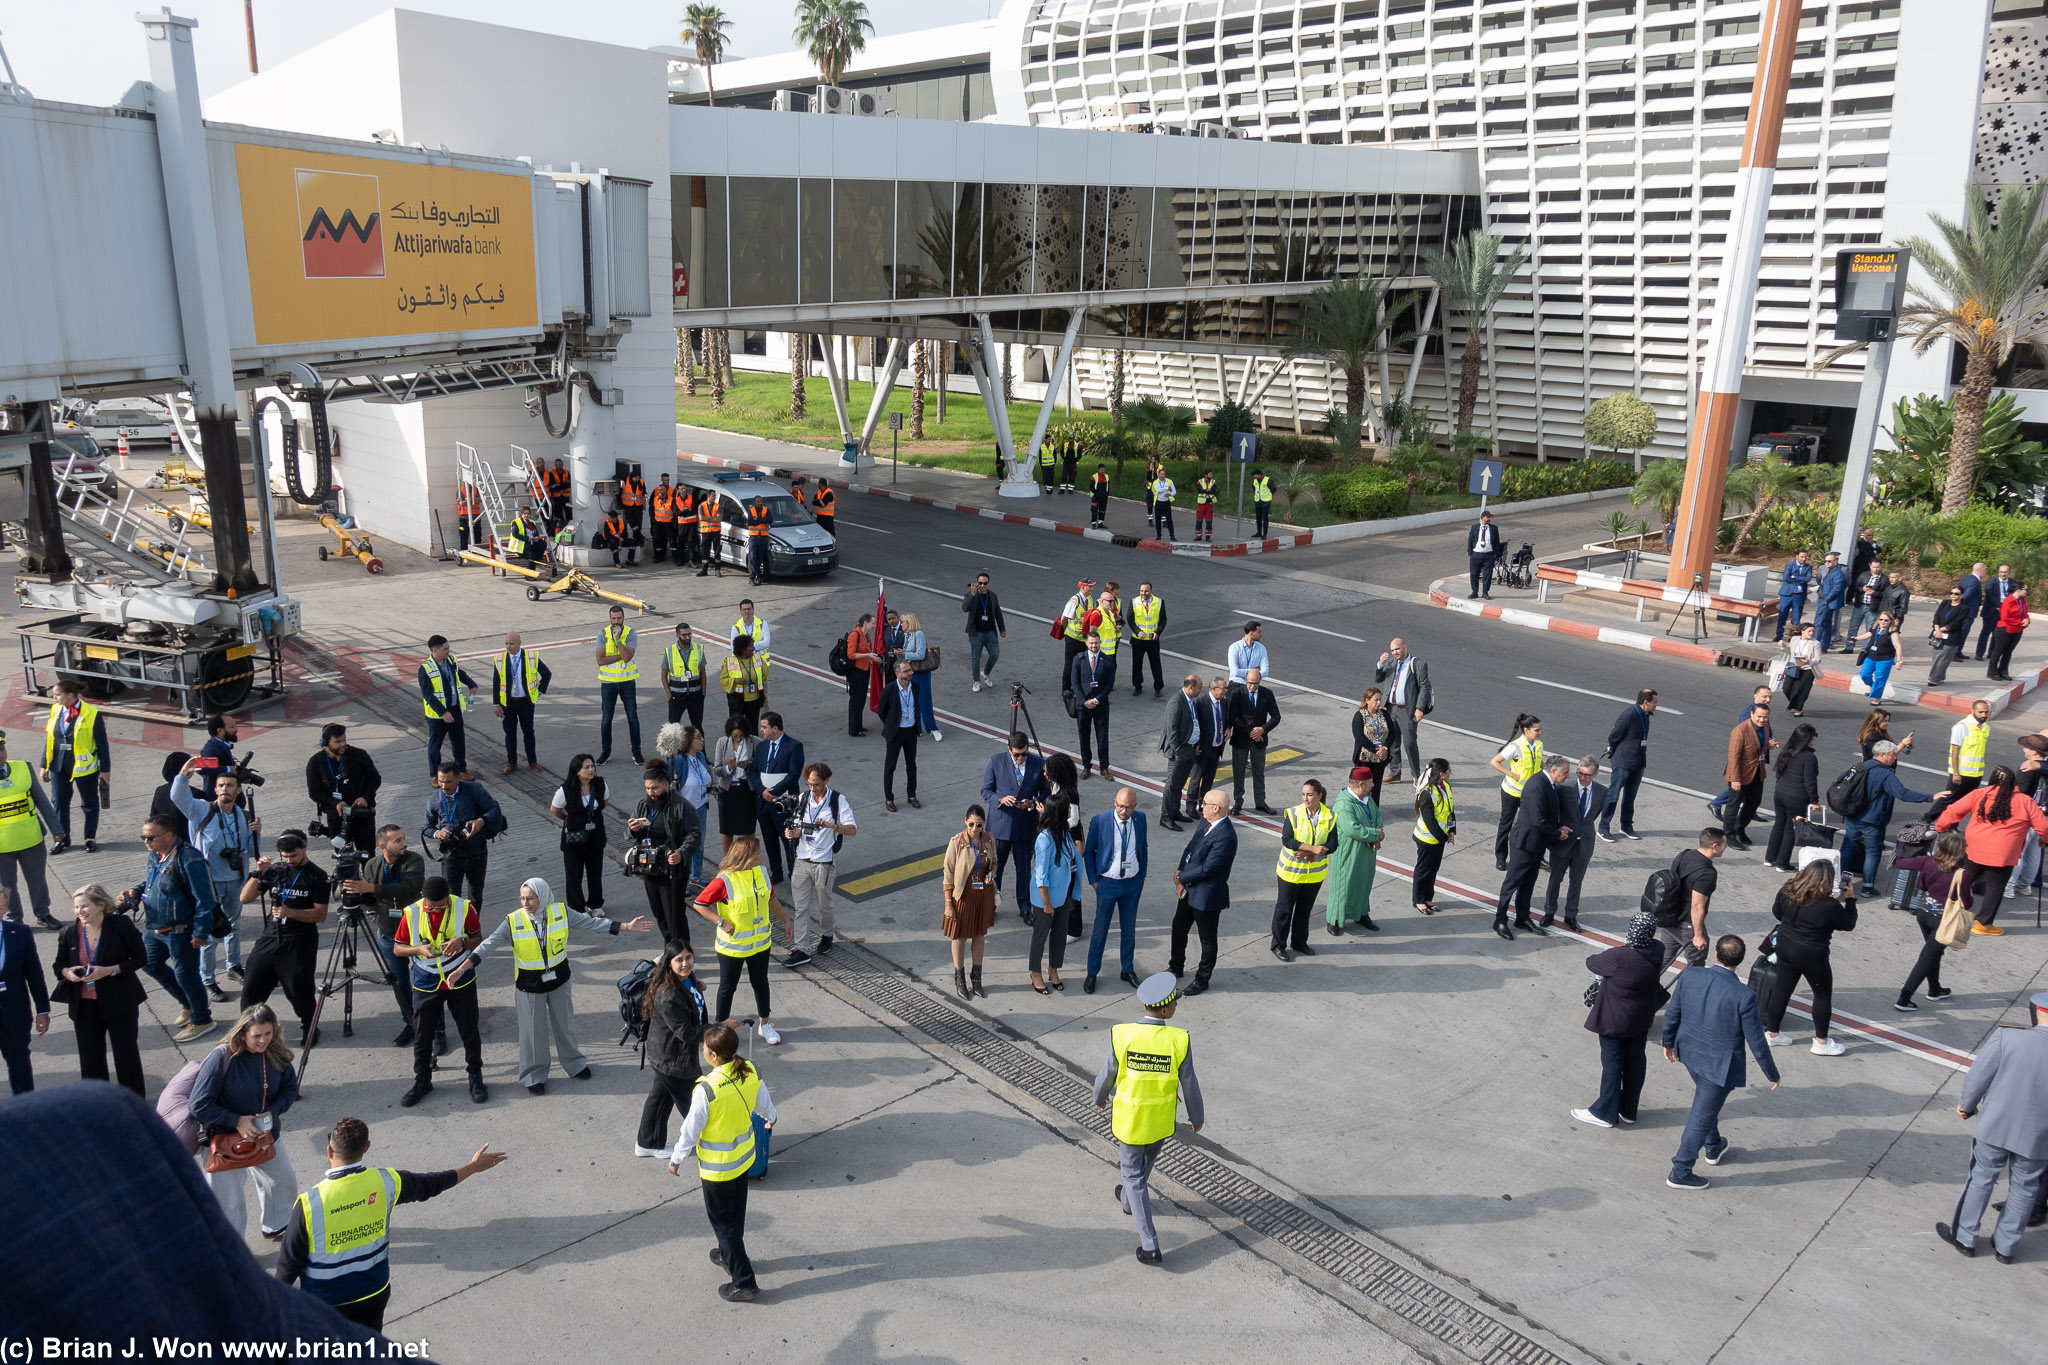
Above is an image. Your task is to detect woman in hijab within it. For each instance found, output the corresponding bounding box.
[468,876,654,1095]
[1572,910,1669,1129]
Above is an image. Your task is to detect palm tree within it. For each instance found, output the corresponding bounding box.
[910,338,927,439]
[1384,439,1453,510]
[1422,229,1529,438]
[1275,459,1318,520]
[789,333,807,419]
[1896,181,2048,513]
[1123,396,1193,458]
[1726,456,1818,555]
[680,6,733,104]
[793,0,873,87]
[1282,276,1408,425]
[1630,458,1687,532]
[1865,506,1948,583]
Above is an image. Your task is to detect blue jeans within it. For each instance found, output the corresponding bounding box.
[197,876,243,983]
[1590,1031,1648,1125]
[1841,818,1885,889]
[969,631,1002,683]
[426,716,466,777]
[910,670,938,732]
[1859,655,1893,701]
[1814,603,1842,652]
[601,680,642,759]
[1598,764,1645,834]
[1670,1074,1732,1179]
[144,928,210,1026]
[1088,877,1144,976]
[1842,605,1875,652]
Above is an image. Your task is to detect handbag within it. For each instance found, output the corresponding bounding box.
[203,1052,276,1172]
[1049,617,1068,640]
[1935,871,1974,950]
[912,644,942,673]
[1582,977,1602,1007]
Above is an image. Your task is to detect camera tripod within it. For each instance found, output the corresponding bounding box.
[1665,572,1710,643]
[1007,682,1047,757]
[299,901,395,1077]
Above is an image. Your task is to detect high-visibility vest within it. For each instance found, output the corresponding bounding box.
[297,1166,401,1307]
[44,702,102,777]
[665,640,705,687]
[746,504,770,538]
[693,1061,763,1182]
[603,515,626,540]
[621,475,645,508]
[719,655,767,701]
[494,651,542,706]
[502,523,528,556]
[1108,1020,1189,1146]
[651,486,675,522]
[732,615,770,664]
[508,900,570,976]
[1095,603,1121,655]
[697,496,721,533]
[1039,444,1056,469]
[1062,594,1092,642]
[714,865,773,957]
[1277,803,1336,882]
[1195,476,1216,505]
[1131,596,1163,640]
[403,897,474,990]
[420,661,470,719]
[1499,737,1543,797]
[598,625,639,683]
[547,467,569,498]
[813,487,835,514]
[1414,784,1455,844]
[1957,720,1991,777]
[0,760,44,854]
[456,487,477,517]
[675,490,696,522]
[1152,477,1176,502]
[1252,476,1273,504]
[1092,472,1109,496]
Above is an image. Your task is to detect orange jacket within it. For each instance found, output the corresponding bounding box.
[621,475,645,507]
[1936,787,2048,867]
[813,486,835,513]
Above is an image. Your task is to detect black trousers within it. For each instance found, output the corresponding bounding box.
[1900,908,1949,1004]
[1412,837,1446,905]
[1091,490,1109,524]
[69,998,144,1094]
[1495,843,1543,923]
[1542,845,1591,926]
[1077,704,1110,771]
[1495,791,1522,867]
[847,672,869,735]
[1971,859,2018,927]
[1255,503,1270,538]
[1271,880,1321,950]
[674,525,699,566]
[561,840,606,911]
[1761,944,1835,1037]
[644,876,687,947]
[335,1287,390,1333]
[1763,792,1807,867]
[1163,752,1200,819]
[667,690,706,730]
[757,805,789,884]
[1988,627,2021,678]
[1782,668,1816,711]
[1128,639,1164,693]
[1231,744,1267,809]
[650,518,672,560]
[1932,774,1983,822]
[1721,778,1764,839]
[884,731,918,800]
[441,852,487,907]
[727,693,764,735]
[1168,898,1220,983]
[702,1175,757,1290]
[994,836,1035,918]
[412,985,483,1082]
[501,699,537,766]
[1154,506,1176,540]
[319,803,378,852]
[714,949,772,1023]
[638,1064,701,1150]
[1468,553,1496,596]
[239,933,317,1036]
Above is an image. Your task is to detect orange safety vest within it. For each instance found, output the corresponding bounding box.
[651,486,675,522]
[697,497,721,533]
[456,486,477,516]
[812,487,835,514]
[603,515,626,539]
[621,475,645,508]
[675,490,696,520]
[746,504,770,538]
[547,467,570,497]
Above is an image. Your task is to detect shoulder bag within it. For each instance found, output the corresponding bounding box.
[912,643,942,673]
[203,1051,277,1172]
[1934,870,1973,951]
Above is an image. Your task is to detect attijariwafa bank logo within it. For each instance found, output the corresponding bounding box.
[297,168,384,279]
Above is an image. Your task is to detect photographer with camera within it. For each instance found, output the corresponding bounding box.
[195,714,251,800]
[783,761,855,967]
[627,761,703,945]
[304,724,381,854]
[340,823,442,1052]
[236,830,330,1047]
[422,763,505,907]
[172,756,260,1004]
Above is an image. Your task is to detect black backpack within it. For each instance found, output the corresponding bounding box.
[617,958,657,1052]
[827,636,851,677]
[1641,855,1687,928]
[1825,762,1877,820]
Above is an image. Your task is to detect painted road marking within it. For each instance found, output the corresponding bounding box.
[1514,676,1684,715]
[1230,612,1367,644]
[1217,746,1306,781]
[837,846,950,902]
[943,544,1050,571]
[836,519,893,533]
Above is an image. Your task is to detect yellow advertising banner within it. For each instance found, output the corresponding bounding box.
[235,143,538,347]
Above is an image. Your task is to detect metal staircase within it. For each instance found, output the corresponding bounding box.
[455,442,547,564]
[48,452,216,587]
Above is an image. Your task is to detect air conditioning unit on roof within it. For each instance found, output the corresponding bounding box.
[770,89,801,112]
[815,84,850,114]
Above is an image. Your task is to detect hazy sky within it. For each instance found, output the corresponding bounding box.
[2,0,977,108]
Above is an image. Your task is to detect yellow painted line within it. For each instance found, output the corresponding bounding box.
[837,850,948,899]
[1217,746,1306,781]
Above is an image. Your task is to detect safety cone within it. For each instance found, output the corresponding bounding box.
[116,433,130,469]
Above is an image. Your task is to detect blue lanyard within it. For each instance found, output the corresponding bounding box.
[326,754,346,787]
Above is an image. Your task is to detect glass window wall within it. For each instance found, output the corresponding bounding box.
[800,179,832,305]
[728,177,796,308]
[896,181,958,299]
[833,180,895,303]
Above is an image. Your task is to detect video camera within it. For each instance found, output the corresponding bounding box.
[328,840,376,915]
[621,839,666,879]
[197,750,264,790]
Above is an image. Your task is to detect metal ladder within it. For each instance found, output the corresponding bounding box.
[509,444,555,530]
[46,453,216,587]
[455,442,544,565]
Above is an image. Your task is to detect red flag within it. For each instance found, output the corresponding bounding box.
[867,577,888,715]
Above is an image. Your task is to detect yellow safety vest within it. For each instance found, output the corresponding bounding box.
[494,651,542,706]
[1414,783,1455,844]
[598,625,639,683]
[665,640,705,687]
[420,662,470,719]
[403,897,474,991]
[718,655,767,701]
[714,865,773,957]
[297,1167,401,1307]
[694,1061,764,1182]
[1277,803,1336,883]
[44,701,102,777]
[1499,737,1544,797]
[1096,603,1121,656]
[0,760,43,854]
[1131,596,1163,640]
[732,616,771,666]
[1152,477,1175,502]
[1252,477,1273,504]
[508,901,570,974]
[1062,594,1092,642]
[1109,1020,1189,1146]
[1958,720,1991,778]
[502,524,527,556]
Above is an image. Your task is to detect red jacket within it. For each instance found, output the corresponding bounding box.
[1935,787,2048,867]
[1999,595,2030,632]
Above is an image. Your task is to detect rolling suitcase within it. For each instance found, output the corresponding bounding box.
[1887,821,1937,912]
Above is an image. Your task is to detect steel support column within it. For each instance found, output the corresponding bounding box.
[1022,310,1085,478]
[856,338,905,460]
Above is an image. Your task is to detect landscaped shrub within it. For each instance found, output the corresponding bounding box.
[1318,469,1407,521]
[1931,503,2048,575]
[1205,401,1258,451]
[1499,458,1632,502]
[1259,433,1338,465]
[1742,497,1839,556]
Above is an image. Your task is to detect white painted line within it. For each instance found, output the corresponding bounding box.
[1514,676,1684,715]
[1230,611,1367,644]
[941,544,1050,571]
[835,519,893,534]
[1595,626,1656,651]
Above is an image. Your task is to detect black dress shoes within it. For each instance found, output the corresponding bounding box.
[1135,1247,1164,1266]
[1359,915,1380,932]
[1084,975,1098,994]
[1516,919,1547,937]
[1270,944,1293,962]
[1184,977,1209,995]
[1494,920,1515,940]
[1120,971,1141,988]
[1937,1222,1975,1257]
[400,1080,432,1107]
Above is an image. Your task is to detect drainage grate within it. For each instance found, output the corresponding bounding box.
[823,960,1571,1365]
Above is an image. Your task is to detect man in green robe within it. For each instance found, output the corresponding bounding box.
[1327,766,1383,934]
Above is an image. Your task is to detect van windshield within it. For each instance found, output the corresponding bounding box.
[720,493,813,528]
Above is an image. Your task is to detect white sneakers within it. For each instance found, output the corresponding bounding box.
[1766,1032,1790,1047]
[1811,1037,1846,1056]
[931,729,943,742]
[971,681,984,693]
[1571,1108,1613,1129]
[758,1021,783,1046]
[633,1144,668,1159]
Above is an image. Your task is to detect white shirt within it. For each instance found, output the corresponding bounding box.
[1389,656,1416,704]
[505,650,528,698]
[1108,814,1140,880]
[757,735,792,795]
[1474,522,1496,553]
[797,789,856,863]
[1227,639,1269,683]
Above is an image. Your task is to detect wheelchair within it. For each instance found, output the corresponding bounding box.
[1496,541,1536,590]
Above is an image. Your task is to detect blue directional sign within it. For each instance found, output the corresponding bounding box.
[1230,431,1258,463]
[1468,459,1504,497]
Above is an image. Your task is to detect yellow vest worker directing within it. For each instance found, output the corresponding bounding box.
[667,1022,778,1302]
[1092,971,1205,1266]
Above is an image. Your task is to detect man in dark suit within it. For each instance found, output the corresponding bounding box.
[1227,667,1282,815]
[0,907,51,1094]
[1070,635,1115,779]
[1661,934,1781,1189]
[1598,688,1657,841]
[1168,790,1237,995]
[1980,562,2014,660]
[1467,509,1502,599]
[1195,677,1230,806]
[1372,639,1432,782]
[1494,756,1572,940]
[1082,788,1148,993]
[878,662,923,812]
[749,713,804,886]
[1939,997,2048,1261]
[1159,675,1205,830]
[980,732,1047,926]
[1543,757,1605,930]
[1958,561,1986,644]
